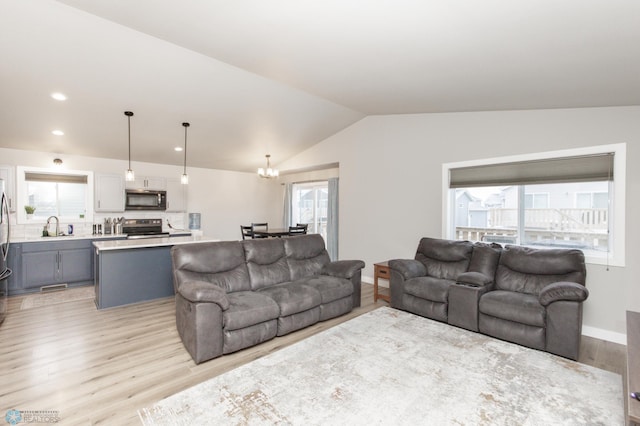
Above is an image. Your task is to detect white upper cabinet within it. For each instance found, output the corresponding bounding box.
[0,165,16,212]
[95,173,125,212]
[125,176,166,190]
[165,179,186,212]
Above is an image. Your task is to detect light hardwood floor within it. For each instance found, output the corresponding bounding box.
[0,285,627,425]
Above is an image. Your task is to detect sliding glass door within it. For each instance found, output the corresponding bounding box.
[292,181,328,240]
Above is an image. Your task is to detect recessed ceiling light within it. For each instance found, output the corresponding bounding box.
[52,130,64,136]
[174,147,183,152]
[51,92,67,101]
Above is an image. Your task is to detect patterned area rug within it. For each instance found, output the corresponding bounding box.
[139,307,623,425]
[20,286,94,310]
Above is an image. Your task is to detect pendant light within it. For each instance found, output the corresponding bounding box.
[257,154,279,178]
[124,111,135,181]
[181,122,190,184]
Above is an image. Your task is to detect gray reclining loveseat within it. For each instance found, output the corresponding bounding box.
[171,234,365,364]
[389,237,589,360]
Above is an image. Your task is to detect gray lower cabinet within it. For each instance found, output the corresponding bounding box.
[21,240,93,291]
[7,238,126,296]
[22,250,61,288]
[7,243,22,294]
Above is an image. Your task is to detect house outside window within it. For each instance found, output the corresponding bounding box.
[524,192,549,209]
[576,192,608,209]
[443,144,626,266]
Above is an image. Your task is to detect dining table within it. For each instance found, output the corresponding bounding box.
[252,228,291,238]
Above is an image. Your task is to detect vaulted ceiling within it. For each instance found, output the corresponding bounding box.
[1,0,639,172]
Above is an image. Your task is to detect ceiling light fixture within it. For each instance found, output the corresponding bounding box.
[124,111,135,181]
[174,146,183,152]
[258,154,279,178]
[181,122,190,185]
[51,92,67,101]
[51,130,64,136]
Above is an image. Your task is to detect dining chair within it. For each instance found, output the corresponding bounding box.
[288,225,307,236]
[240,225,253,240]
[251,222,268,238]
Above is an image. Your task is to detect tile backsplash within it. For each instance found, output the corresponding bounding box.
[9,211,187,240]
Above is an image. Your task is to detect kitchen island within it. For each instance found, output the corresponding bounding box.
[93,235,219,309]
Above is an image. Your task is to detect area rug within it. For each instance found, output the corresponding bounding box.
[20,286,94,310]
[138,307,623,425]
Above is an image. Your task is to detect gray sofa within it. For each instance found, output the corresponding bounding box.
[389,237,589,360]
[171,234,365,364]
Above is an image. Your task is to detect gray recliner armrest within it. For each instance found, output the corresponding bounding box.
[322,260,365,279]
[456,271,493,287]
[538,281,589,307]
[178,281,230,310]
[388,259,426,280]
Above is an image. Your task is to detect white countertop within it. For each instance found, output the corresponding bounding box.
[93,235,220,252]
[11,232,192,244]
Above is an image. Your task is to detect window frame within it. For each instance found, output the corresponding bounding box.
[16,166,94,225]
[524,192,549,209]
[442,143,626,267]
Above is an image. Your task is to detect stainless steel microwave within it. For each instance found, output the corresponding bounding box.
[125,189,167,211]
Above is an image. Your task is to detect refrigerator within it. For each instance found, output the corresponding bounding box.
[0,178,11,324]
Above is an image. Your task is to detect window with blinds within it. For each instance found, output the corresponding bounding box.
[18,167,93,223]
[443,144,626,266]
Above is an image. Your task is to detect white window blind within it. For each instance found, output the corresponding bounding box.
[25,172,88,184]
[449,153,614,188]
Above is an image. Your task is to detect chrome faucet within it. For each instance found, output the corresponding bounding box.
[46,216,60,237]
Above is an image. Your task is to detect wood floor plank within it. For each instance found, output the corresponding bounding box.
[0,284,624,425]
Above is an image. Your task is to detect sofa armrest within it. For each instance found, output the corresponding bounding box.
[457,271,493,287]
[322,260,366,279]
[177,281,230,310]
[538,281,589,307]
[388,259,426,280]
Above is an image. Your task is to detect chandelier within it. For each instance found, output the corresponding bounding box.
[257,154,279,178]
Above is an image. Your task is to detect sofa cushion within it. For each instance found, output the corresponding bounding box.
[284,234,331,280]
[223,291,280,331]
[298,276,353,304]
[479,290,545,327]
[468,242,502,279]
[415,238,473,280]
[243,238,291,290]
[495,245,586,294]
[404,276,455,303]
[171,241,251,293]
[258,282,322,317]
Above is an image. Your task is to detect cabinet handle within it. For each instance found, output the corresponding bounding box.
[98,200,101,208]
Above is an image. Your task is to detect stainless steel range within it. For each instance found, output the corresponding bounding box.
[122,218,169,239]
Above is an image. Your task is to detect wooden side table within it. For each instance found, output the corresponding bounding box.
[374,261,390,303]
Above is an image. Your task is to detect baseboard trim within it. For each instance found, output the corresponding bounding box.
[582,325,626,345]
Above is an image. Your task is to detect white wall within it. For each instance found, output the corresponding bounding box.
[278,106,640,340]
[186,166,282,241]
[0,147,282,241]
